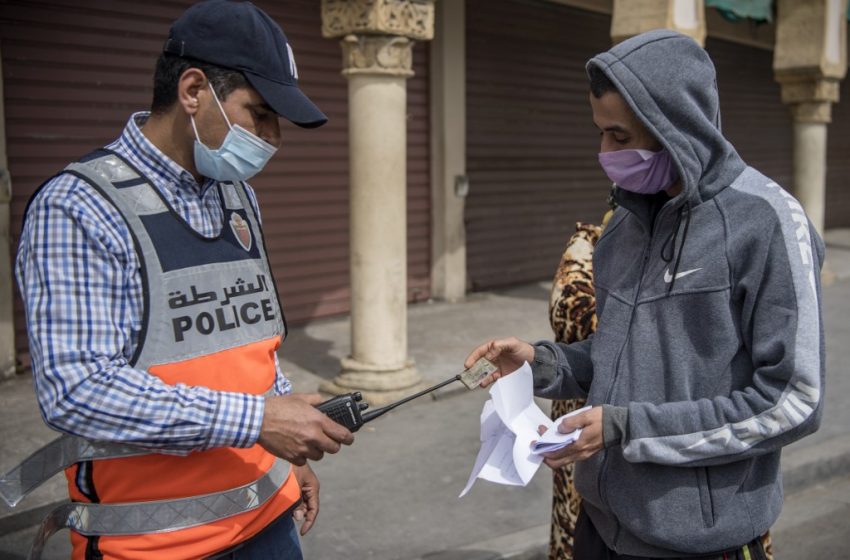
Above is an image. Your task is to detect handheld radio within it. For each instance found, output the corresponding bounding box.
[316,357,497,432]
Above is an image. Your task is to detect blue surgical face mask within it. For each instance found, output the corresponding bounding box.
[191,84,278,182]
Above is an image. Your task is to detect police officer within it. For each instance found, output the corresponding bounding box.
[12,2,352,558]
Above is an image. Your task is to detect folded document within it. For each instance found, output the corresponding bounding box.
[530,405,591,454]
[459,362,589,498]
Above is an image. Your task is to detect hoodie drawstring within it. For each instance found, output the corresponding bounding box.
[660,202,691,295]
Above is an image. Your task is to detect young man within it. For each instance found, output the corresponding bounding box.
[465,29,824,559]
[11,1,352,558]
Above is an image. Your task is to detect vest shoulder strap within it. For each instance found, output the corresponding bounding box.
[64,150,169,217]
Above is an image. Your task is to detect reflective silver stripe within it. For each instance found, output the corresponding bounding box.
[2,389,276,509]
[0,435,148,508]
[27,458,291,560]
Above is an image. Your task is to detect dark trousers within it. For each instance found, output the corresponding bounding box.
[574,506,768,560]
[207,512,303,560]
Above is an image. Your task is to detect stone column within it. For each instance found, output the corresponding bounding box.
[0,49,16,381]
[774,0,848,235]
[430,0,467,302]
[320,0,435,405]
[611,0,706,46]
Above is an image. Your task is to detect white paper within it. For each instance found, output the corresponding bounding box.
[461,362,574,498]
[530,406,592,455]
[458,401,522,498]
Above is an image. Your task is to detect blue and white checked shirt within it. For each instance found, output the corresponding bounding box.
[16,112,291,453]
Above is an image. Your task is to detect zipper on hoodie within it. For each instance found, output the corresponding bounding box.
[597,204,669,549]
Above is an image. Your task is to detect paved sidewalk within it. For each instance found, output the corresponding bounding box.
[1,230,849,559]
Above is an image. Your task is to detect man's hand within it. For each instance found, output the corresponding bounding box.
[292,463,320,536]
[537,406,604,468]
[464,337,535,388]
[257,393,354,466]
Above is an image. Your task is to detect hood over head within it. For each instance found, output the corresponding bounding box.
[587,29,746,207]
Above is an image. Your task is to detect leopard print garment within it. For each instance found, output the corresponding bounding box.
[547,223,601,560]
[546,223,774,560]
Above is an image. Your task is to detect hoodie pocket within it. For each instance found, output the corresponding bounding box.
[696,467,716,527]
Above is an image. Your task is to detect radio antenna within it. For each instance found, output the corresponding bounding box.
[361,375,461,424]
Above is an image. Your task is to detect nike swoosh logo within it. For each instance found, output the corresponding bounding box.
[663,267,702,283]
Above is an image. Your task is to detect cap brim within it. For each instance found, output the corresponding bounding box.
[245,72,328,129]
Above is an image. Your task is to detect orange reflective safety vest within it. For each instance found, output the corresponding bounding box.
[55,150,299,559]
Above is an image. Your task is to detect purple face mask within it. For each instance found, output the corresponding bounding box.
[597,148,678,195]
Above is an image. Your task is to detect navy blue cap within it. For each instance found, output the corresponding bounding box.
[164,0,327,128]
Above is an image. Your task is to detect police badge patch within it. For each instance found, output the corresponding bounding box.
[230,213,252,252]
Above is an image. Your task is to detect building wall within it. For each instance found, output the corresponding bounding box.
[826,75,850,229]
[466,0,613,291]
[465,0,850,295]
[708,34,849,230]
[0,0,431,366]
[707,36,795,192]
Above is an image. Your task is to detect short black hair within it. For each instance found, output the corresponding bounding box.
[588,64,618,98]
[150,52,250,114]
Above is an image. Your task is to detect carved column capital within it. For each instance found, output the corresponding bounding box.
[322,0,435,41]
[774,0,847,82]
[789,100,833,124]
[776,76,841,123]
[341,34,414,78]
[774,0,847,123]
[611,0,706,46]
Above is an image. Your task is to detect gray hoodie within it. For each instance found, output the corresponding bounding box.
[532,30,825,557]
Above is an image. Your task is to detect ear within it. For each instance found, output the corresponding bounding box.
[177,68,208,117]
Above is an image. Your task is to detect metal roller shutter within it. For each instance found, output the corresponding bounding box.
[826,76,850,229]
[706,37,795,194]
[708,36,850,228]
[466,0,613,291]
[1,0,430,366]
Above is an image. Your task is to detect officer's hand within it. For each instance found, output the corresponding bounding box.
[464,337,535,388]
[535,406,604,468]
[292,463,320,536]
[258,393,354,466]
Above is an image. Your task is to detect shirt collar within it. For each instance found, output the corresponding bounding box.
[115,111,216,197]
